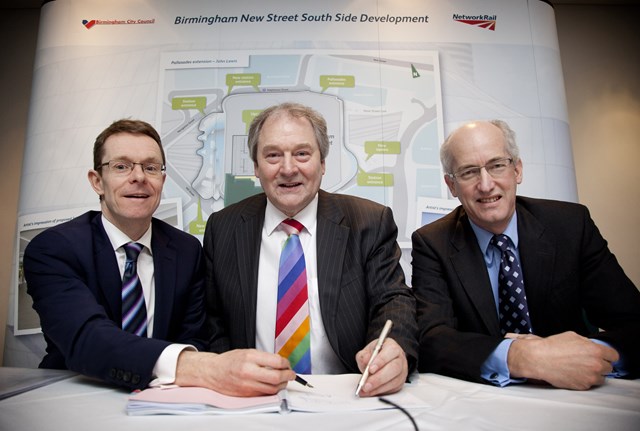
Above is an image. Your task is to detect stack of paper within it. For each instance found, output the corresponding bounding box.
[128,386,284,415]
[127,374,429,416]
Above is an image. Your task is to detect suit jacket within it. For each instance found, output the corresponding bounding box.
[24,211,208,390]
[412,196,640,382]
[203,190,418,372]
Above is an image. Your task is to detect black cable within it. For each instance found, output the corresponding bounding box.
[379,397,419,431]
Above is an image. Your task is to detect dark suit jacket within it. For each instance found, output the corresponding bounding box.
[412,196,640,382]
[24,211,208,390]
[203,190,418,372]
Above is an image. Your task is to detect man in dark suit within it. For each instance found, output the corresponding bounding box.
[412,119,640,390]
[204,102,417,397]
[24,119,294,395]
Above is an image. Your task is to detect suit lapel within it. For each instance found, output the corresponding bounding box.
[150,221,176,340]
[236,196,266,346]
[515,202,555,328]
[91,214,122,321]
[315,191,349,346]
[450,212,501,335]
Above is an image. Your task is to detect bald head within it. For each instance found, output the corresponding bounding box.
[440,119,523,234]
[441,120,519,175]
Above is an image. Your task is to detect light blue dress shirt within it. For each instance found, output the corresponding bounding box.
[469,214,523,386]
[469,213,626,386]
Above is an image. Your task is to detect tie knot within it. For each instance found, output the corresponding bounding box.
[280,219,304,236]
[123,242,143,262]
[490,234,512,252]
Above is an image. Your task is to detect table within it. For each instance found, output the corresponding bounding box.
[1,367,638,431]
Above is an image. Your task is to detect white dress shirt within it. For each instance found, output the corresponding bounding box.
[255,195,346,374]
[101,216,192,386]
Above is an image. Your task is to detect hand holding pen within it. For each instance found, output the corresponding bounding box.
[354,320,409,397]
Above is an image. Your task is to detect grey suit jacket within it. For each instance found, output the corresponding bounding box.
[203,190,418,372]
[412,196,640,382]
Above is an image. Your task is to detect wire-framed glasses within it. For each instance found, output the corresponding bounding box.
[448,157,514,183]
[99,160,166,176]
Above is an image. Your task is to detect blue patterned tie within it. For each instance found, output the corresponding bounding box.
[491,234,532,335]
[121,242,148,337]
[275,219,311,374]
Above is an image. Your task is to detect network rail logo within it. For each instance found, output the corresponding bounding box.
[82,18,156,29]
[453,14,496,31]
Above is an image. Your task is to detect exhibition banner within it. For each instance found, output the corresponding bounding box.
[11,0,573,339]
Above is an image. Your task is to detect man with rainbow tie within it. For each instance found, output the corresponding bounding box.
[203,102,418,397]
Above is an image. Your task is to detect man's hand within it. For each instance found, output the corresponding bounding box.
[355,337,408,397]
[175,349,295,396]
[507,331,619,390]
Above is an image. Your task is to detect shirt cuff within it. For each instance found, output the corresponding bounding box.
[148,344,197,387]
[590,338,628,378]
[480,338,526,387]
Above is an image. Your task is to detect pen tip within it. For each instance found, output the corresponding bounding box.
[306,383,314,388]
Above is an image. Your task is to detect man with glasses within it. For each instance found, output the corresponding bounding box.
[412,119,640,390]
[24,119,295,395]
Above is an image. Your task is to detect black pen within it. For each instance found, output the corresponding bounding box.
[295,375,314,388]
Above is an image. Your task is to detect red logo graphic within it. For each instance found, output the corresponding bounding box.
[82,19,96,29]
[453,15,496,31]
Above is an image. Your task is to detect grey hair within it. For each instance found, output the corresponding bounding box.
[440,119,520,174]
[246,102,330,163]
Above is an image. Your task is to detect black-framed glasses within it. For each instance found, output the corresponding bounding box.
[448,157,514,183]
[98,160,166,176]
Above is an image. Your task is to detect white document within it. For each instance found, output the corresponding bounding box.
[284,374,426,412]
[127,374,428,415]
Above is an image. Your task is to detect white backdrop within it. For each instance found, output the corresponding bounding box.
[8,0,573,363]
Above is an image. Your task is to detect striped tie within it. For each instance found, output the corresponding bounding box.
[121,242,148,337]
[275,219,311,373]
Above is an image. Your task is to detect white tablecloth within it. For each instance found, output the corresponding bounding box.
[1,368,638,431]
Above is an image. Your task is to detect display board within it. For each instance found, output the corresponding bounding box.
[9,0,573,351]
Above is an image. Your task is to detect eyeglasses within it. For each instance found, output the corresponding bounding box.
[447,158,514,183]
[99,160,166,176]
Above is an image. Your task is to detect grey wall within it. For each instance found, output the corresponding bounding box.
[556,5,640,289]
[1,8,39,366]
[1,3,639,366]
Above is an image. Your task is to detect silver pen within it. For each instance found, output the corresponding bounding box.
[355,319,393,397]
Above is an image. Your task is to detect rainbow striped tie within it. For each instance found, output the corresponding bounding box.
[275,219,311,373]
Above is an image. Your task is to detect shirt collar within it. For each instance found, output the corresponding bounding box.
[101,214,153,253]
[469,210,519,256]
[264,193,318,236]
